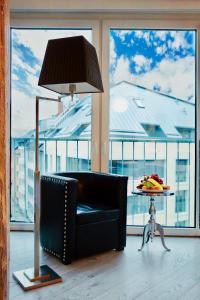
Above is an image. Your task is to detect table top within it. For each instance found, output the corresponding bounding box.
[132,190,175,197]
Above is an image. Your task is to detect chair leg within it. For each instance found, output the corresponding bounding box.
[116,246,124,251]
[62,258,73,265]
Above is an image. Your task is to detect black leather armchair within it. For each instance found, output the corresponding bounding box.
[40,172,128,264]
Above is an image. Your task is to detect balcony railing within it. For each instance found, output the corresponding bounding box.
[11,137,195,228]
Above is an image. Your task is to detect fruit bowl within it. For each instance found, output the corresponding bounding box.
[137,188,166,193]
[136,174,170,192]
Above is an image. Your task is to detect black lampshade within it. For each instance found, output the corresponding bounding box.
[38,35,104,95]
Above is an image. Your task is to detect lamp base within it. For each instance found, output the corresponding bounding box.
[13,265,62,291]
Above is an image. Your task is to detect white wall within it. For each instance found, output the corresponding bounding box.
[10,0,200,13]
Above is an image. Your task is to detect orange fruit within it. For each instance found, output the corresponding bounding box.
[153,186,159,190]
[163,185,170,190]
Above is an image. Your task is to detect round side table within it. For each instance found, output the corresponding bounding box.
[132,190,174,252]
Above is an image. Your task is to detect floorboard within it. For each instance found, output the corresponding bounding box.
[9,232,200,300]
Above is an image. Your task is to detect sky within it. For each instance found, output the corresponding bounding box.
[110,29,196,102]
[11,29,92,137]
[11,28,195,137]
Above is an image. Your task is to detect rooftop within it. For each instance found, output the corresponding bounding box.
[22,81,195,141]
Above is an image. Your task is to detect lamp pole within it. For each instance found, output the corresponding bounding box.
[13,95,63,290]
[34,96,40,278]
[34,96,62,278]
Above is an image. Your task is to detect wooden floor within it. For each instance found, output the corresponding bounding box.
[9,232,200,300]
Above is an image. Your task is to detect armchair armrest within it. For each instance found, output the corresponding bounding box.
[40,174,78,264]
[88,172,128,248]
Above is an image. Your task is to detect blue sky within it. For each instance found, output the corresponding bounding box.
[110,29,195,102]
[11,29,195,136]
[111,30,195,75]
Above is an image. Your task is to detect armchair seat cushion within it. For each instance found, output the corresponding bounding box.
[76,203,120,225]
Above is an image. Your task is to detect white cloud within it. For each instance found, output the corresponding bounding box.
[167,40,172,49]
[155,31,194,51]
[12,51,37,75]
[138,56,195,101]
[13,29,92,63]
[111,56,132,84]
[156,46,163,54]
[171,33,183,50]
[12,73,19,81]
[12,47,41,96]
[115,30,131,42]
[111,55,195,101]
[170,31,191,51]
[12,89,35,136]
[110,36,117,66]
[133,55,152,73]
[135,30,143,38]
[143,32,150,46]
[25,72,41,94]
[111,56,141,86]
[155,31,166,41]
[12,89,59,137]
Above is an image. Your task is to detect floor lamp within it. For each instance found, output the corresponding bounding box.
[13,35,104,291]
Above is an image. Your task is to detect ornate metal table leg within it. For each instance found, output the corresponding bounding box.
[146,233,150,244]
[138,195,171,252]
[138,224,150,251]
[156,223,171,251]
[149,197,156,242]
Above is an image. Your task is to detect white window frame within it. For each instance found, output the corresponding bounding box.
[10,15,200,236]
[10,17,102,230]
[101,19,200,236]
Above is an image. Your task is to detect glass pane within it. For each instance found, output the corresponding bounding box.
[109,29,196,228]
[11,29,92,223]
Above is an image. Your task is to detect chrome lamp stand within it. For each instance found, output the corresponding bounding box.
[13,96,62,291]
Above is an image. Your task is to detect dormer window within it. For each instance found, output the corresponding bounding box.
[133,97,145,108]
[142,124,165,138]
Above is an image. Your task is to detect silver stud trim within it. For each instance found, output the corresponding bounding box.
[63,182,68,261]
[43,247,61,258]
[42,176,68,262]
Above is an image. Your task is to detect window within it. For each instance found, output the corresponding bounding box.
[28,151,34,162]
[57,155,61,172]
[130,195,148,215]
[109,29,196,228]
[10,22,198,232]
[175,220,187,227]
[176,127,195,139]
[129,196,164,215]
[110,159,165,178]
[28,185,34,196]
[175,190,187,213]
[142,124,166,138]
[45,154,48,172]
[133,97,145,108]
[72,123,89,136]
[176,159,188,182]
[11,28,92,223]
[27,169,34,179]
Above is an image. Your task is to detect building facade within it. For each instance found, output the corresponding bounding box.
[11,81,195,227]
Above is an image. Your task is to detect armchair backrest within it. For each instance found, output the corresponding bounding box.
[56,172,128,208]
